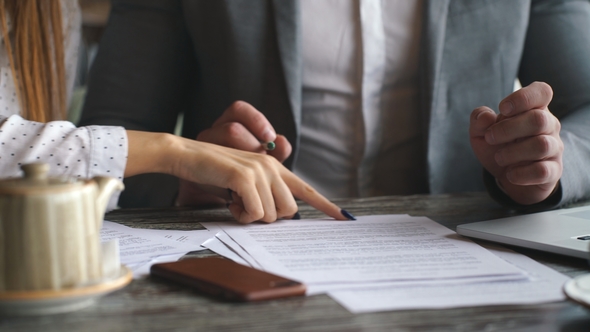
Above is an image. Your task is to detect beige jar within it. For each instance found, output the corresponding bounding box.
[0,163,123,292]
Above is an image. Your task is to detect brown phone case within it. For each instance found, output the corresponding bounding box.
[150,257,306,302]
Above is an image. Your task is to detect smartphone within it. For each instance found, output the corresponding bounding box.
[150,257,306,302]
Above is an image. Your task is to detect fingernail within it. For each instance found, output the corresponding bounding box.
[500,101,514,115]
[476,110,486,120]
[341,209,356,220]
[476,109,492,120]
[261,128,276,143]
[291,212,301,220]
[226,202,231,208]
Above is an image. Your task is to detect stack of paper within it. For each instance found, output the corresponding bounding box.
[100,221,212,278]
[201,214,570,312]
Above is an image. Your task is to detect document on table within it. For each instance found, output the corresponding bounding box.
[201,237,250,267]
[204,215,569,312]
[204,215,524,284]
[100,221,212,277]
[328,245,570,313]
[128,253,188,279]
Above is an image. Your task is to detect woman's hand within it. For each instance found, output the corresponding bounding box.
[125,131,351,223]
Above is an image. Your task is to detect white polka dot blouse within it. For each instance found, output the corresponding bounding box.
[0,1,128,210]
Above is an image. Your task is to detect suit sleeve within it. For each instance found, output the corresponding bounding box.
[80,0,196,133]
[80,0,197,208]
[518,0,590,206]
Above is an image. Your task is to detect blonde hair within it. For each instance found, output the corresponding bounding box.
[0,0,66,123]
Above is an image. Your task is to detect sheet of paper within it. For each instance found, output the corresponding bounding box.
[206,222,527,295]
[205,215,524,284]
[215,232,263,269]
[306,272,527,295]
[328,246,570,313]
[136,228,212,247]
[208,220,526,295]
[130,253,187,279]
[101,221,204,265]
[201,237,250,266]
[202,224,254,266]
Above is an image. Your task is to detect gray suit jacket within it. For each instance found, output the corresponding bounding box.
[81,0,590,208]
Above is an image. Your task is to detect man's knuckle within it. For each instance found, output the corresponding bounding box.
[230,100,246,110]
[517,89,533,109]
[531,109,549,131]
[536,163,551,181]
[537,136,552,157]
[196,129,210,141]
[558,138,565,152]
[536,81,553,99]
[224,122,244,139]
[554,116,562,133]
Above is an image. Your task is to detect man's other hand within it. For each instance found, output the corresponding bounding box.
[470,82,563,205]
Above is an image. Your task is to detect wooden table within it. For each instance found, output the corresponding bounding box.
[2,192,590,331]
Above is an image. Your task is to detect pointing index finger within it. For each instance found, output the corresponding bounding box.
[280,168,355,221]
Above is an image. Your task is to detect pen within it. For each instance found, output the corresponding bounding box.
[262,141,276,151]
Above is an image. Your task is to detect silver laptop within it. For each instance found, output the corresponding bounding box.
[457,205,590,259]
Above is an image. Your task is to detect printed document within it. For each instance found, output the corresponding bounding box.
[328,245,569,313]
[204,215,524,284]
[100,221,211,277]
[204,215,569,312]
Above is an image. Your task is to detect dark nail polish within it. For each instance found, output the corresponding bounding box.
[341,209,356,220]
[292,212,301,220]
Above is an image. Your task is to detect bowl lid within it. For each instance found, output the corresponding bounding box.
[0,163,84,194]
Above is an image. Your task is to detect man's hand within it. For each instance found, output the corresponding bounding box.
[469,82,563,205]
[177,101,292,206]
[197,101,292,161]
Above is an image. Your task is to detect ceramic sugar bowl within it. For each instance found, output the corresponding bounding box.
[0,163,124,292]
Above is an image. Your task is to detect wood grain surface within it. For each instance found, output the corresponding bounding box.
[2,192,590,331]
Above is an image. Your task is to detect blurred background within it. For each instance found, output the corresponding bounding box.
[70,0,111,124]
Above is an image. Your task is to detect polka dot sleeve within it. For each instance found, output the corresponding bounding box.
[0,114,128,210]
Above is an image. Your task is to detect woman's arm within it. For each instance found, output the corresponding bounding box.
[0,114,127,210]
[1,115,350,222]
[125,130,350,223]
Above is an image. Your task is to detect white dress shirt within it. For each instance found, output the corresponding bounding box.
[294,0,426,198]
[0,1,126,209]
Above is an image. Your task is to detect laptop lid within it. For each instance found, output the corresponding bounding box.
[457,205,590,259]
